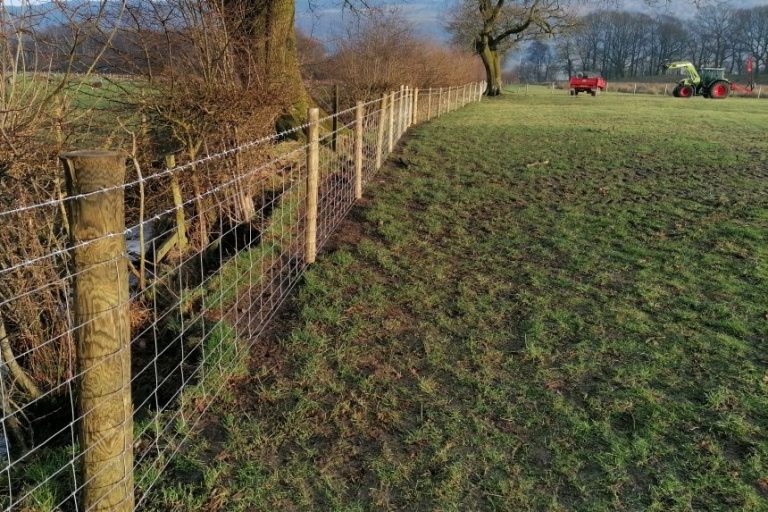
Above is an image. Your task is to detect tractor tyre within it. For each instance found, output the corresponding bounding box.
[678,85,694,98]
[590,90,596,97]
[569,89,575,96]
[673,85,681,97]
[709,80,729,99]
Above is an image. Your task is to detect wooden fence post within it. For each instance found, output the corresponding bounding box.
[413,88,419,125]
[355,101,364,200]
[376,93,387,169]
[427,87,432,120]
[758,87,763,99]
[306,108,320,264]
[664,84,668,95]
[388,90,395,152]
[405,86,410,128]
[60,150,134,512]
[406,86,412,127]
[332,84,339,152]
[438,87,443,116]
[398,85,405,138]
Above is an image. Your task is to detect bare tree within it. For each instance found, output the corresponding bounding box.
[734,6,768,79]
[694,1,736,69]
[448,0,577,95]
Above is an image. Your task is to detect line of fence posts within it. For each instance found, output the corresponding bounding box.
[59,82,483,511]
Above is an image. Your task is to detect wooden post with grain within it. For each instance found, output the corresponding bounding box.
[306,108,320,264]
[355,101,364,200]
[60,150,134,512]
[376,93,387,169]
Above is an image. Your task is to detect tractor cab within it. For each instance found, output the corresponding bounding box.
[700,68,726,83]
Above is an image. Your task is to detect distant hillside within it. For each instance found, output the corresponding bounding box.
[4,1,123,28]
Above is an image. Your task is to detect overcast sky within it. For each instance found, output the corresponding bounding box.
[296,0,768,44]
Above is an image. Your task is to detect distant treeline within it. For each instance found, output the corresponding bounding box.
[513,5,768,82]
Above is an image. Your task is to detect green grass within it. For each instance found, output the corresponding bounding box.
[145,89,768,511]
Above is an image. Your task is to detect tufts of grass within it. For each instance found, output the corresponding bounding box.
[145,91,768,511]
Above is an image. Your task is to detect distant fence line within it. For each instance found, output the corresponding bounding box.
[0,81,486,511]
[508,81,766,99]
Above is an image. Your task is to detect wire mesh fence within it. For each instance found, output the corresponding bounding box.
[0,81,485,511]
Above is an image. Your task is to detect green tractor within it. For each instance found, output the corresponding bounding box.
[664,61,731,99]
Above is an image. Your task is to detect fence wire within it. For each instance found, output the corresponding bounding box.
[0,81,484,511]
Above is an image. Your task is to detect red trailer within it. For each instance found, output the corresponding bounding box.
[569,72,607,96]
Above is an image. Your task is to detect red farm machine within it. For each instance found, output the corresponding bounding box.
[569,71,606,96]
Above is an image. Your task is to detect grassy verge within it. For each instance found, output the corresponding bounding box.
[145,89,768,511]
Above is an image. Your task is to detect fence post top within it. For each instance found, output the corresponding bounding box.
[60,149,125,161]
[59,150,126,192]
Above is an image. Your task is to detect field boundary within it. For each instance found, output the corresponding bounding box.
[0,81,485,511]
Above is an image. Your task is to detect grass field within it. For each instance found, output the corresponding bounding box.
[145,88,768,511]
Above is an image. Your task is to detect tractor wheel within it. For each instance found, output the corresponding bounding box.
[673,85,681,97]
[709,81,729,99]
[678,85,694,98]
[569,89,575,96]
[590,90,596,97]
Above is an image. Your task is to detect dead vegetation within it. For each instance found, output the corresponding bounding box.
[0,1,484,460]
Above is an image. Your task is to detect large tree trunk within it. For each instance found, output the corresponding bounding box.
[226,0,309,128]
[477,36,503,96]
